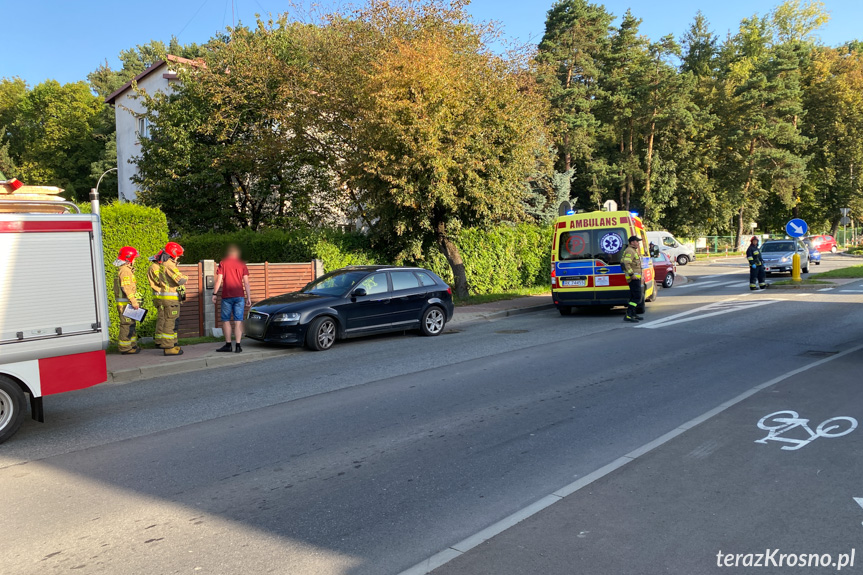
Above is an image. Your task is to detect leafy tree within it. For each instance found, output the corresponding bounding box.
[536,0,612,175]
[5,80,104,200]
[312,0,551,297]
[802,46,863,234]
[134,22,334,233]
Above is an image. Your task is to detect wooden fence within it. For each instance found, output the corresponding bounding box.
[175,261,317,338]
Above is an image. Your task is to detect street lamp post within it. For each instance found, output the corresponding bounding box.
[96,167,118,202]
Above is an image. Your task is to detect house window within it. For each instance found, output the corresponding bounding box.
[137,116,150,139]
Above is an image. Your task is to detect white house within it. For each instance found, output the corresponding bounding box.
[104,55,200,202]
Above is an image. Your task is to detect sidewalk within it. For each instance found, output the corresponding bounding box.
[428,347,863,575]
[106,295,553,384]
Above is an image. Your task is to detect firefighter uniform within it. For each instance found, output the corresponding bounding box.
[148,255,173,349]
[747,238,767,290]
[160,257,188,350]
[621,237,644,322]
[114,262,140,353]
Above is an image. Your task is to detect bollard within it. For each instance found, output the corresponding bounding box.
[792,252,802,282]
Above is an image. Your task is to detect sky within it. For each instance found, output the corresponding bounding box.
[2,0,862,87]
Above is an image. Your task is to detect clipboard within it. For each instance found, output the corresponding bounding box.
[122,306,148,322]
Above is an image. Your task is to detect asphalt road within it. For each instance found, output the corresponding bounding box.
[2,253,862,575]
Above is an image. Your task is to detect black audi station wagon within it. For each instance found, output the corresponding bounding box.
[244,266,455,351]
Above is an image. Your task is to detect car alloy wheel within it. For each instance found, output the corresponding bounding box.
[676,254,689,265]
[663,272,674,288]
[832,246,838,253]
[422,307,445,336]
[306,316,337,351]
[317,319,336,349]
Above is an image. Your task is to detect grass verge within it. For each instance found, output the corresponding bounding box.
[455,285,550,306]
[770,279,833,286]
[808,264,863,279]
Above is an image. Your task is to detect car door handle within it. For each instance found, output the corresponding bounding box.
[375,298,391,303]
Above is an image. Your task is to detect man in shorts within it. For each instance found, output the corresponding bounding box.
[212,244,251,353]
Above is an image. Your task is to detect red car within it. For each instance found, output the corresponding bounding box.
[808,234,838,253]
[652,252,677,288]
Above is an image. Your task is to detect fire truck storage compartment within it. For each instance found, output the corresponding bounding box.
[0,219,105,353]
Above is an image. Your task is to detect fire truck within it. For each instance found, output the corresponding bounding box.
[0,177,109,443]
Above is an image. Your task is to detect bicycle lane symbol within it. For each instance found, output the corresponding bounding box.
[755,410,858,451]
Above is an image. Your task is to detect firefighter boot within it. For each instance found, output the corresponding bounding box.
[164,346,184,356]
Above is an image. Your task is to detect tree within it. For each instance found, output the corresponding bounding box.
[313,0,551,298]
[134,22,335,233]
[803,46,863,234]
[536,0,612,174]
[5,80,104,200]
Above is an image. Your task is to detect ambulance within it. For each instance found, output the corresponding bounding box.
[551,210,656,315]
[0,177,109,443]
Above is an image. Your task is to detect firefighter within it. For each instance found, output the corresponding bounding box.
[747,236,767,290]
[159,242,188,354]
[621,235,644,323]
[147,250,169,352]
[113,246,141,354]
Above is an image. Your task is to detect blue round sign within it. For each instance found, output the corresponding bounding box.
[785,218,808,238]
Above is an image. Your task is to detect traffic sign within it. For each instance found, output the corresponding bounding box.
[786,218,808,238]
[841,207,851,216]
[841,216,852,226]
[603,199,618,212]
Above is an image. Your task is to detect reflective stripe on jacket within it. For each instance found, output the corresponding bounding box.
[621,245,643,281]
[746,245,764,266]
[163,259,188,289]
[113,263,138,307]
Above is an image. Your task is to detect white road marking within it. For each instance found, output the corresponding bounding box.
[755,410,857,450]
[637,298,780,329]
[840,290,863,293]
[674,280,722,289]
[854,497,863,511]
[398,343,863,575]
[819,288,835,292]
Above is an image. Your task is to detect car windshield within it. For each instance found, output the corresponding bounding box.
[559,228,632,264]
[302,270,370,296]
[762,242,795,253]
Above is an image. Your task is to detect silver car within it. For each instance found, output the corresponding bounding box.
[760,240,810,274]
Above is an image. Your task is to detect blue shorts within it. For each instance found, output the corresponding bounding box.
[221,297,246,321]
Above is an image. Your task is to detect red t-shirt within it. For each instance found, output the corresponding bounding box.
[217,257,249,299]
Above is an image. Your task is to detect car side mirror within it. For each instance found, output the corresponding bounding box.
[351,288,367,298]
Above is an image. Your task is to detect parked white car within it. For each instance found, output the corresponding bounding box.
[646,231,696,265]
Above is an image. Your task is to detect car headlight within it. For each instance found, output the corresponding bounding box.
[272,312,301,323]
[780,256,789,262]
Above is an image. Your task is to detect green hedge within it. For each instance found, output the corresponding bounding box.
[180,223,552,295]
[180,228,378,272]
[82,202,170,341]
[418,224,553,294]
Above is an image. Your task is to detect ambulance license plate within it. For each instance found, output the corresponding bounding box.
[562,279,587,287]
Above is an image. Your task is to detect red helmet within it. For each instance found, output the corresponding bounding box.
[118,246,138,263]
[164,242,184,259]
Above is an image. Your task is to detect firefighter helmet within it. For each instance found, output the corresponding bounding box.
[118,246,138,262]
[164,242,184,259]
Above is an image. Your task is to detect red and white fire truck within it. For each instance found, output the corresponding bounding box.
[0,178,109,443]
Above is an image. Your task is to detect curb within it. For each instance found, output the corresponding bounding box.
[477,303,555,320]
[107,349,296,384]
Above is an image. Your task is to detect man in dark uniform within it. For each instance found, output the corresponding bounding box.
[746,236,767,290]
